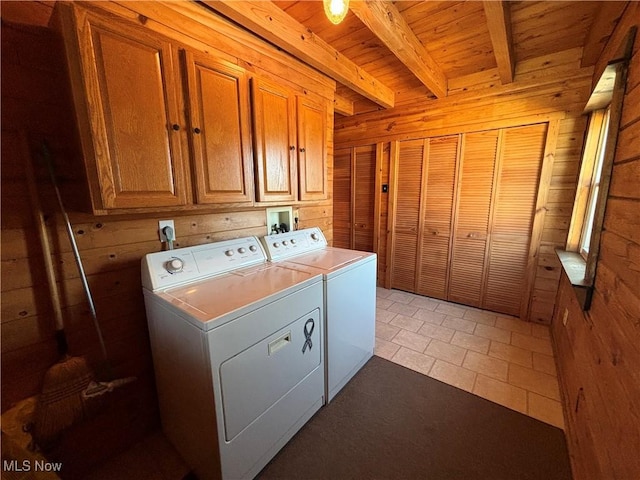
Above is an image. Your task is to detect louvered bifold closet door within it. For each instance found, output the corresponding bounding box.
[448,131,499,307]
[391,140,424,292]
[483,124,547,315]
[333,148,352,249]
[353,145,376,252]
[416,136,458,300]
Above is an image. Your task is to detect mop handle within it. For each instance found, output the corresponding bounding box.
[41,143,109,365]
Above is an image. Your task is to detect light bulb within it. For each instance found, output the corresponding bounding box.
[323,0,349,25]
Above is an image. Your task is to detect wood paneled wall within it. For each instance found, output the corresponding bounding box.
[1,2,332,472]
[552,9,640,478]
[335,47,590,324]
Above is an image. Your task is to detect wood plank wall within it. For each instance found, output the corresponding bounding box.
[552,8,640,478]
[335,48,592,324]
[1,2,333,471]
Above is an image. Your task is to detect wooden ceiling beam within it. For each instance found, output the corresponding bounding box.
[483,1,515,84]
[334,94,355,116]
[581,1,628,68]
[201,0,395,109]
[349,0,448,98]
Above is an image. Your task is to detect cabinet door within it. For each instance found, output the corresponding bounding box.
[333,148,352,249]
[65,8,188,210]
[390,140,425,292]
[353,145,377,252]
[251,78,297,202]
[416,135,458,300]
[483,124,546,316]
[448,131,499,307]
[183,51,253,204]
[297,97,327,201]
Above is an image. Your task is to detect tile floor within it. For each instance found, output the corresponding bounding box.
[374,288,565,430]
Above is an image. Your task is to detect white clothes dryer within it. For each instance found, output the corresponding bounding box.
[260,227,376,403]
[141,237,324,480]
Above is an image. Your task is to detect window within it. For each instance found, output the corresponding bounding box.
[578,108,610,258]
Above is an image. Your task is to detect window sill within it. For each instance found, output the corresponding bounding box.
[555,249,594,310]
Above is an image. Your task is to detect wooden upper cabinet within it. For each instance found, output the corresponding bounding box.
[251,77,297,202]
[183,51,253,205]
[297,97,327,201]
[60,6,188,211]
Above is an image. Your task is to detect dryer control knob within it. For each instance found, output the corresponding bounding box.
[273,242,280,248]
[165,258,184,274]
[225,249,235,257]
[282,240,289,246]
[291,239,296,244]
[238,247,246,254]
[249,245,258,252]
[311,233,319,241]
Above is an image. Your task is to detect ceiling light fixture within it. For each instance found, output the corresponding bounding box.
[323,0,349,25]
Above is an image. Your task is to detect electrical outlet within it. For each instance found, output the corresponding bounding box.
[562,308,569,326]
[158,220,175,242]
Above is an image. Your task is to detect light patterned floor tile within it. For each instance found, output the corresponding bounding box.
[388,302,419,317]
[409,296,439,310]
[376,287,392,298]
[511,332,553,355]
[376,321,400,341]
[434,302,467,318]
[390,314,424,333]
[413,308,446,325]
[474,323,512,344]
[462,309,497,326]
[392,347,435,376]
[424,339,467,366]
[450,330,490,354]
[429,360,477,393]
[442,316,476,334]
[488,341,533,368]
[376,297,394,310]
[388,291,416,304]
[531,323,552,339]
[473,375,528,414]
[508,364,560,401]
[532,352,558,376]
[376,308,397,324]
[417,323,455,343]
[495,316,533,335]
[391,329,431,353]
[375,338,401,360]
[528,392,565,429]
[462,351,509,381]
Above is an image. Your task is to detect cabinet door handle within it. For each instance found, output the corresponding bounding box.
[299,147,306,153]
[290,145,296,151]
[193,127,201,134]
[172,124,180,131]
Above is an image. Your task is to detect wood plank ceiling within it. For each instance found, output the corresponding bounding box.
[201,0,628,115]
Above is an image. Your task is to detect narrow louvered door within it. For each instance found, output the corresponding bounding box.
[353,145,376,252]
[390,140,424,292]
[448,131,499,307]
[483,124,547,315]
[416,135,459,300]
[333,148,352,249]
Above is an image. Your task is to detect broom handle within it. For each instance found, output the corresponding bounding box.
[41,143,109,365]
[24,135,68,356]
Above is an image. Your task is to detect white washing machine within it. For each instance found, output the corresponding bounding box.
[141,237,324,480]
[260,227,376,403]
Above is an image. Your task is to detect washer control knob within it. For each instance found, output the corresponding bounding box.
[238,247,246,254]
[165,257,184,274]
[283,240,289,246]
[225,249,235,257]
[311,233,319,241]
[249,245,258,252]
[291,239,296,244]
[273,242,280,248]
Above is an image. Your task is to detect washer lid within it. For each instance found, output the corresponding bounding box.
[284,247,371,272]
[155,264,321,329]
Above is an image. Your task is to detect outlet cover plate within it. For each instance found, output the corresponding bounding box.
[159,220,175,242]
